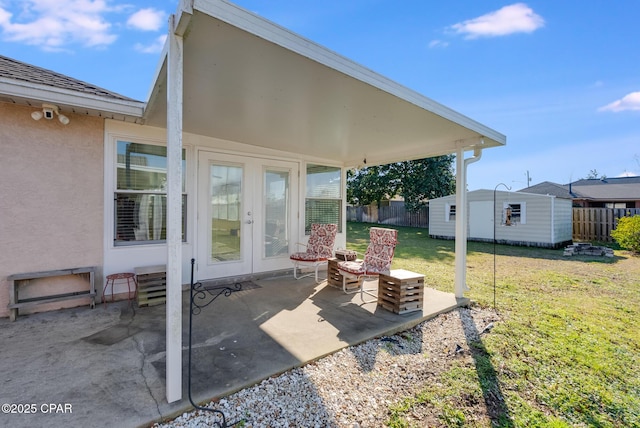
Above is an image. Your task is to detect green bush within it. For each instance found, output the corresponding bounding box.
[611,215,640,254]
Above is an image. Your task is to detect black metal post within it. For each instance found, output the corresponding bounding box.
[188,258,243,427]
[493,183,511,312]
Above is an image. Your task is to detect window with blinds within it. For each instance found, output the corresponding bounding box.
[114,141,187,245]
[305,164,342,234]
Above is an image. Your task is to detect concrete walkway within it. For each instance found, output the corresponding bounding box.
[0,275,467,428]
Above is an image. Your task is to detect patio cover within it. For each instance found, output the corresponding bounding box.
[146,0,506,403]
[143,0,505,167]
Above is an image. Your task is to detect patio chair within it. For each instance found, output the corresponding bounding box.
[290,223,338,283]
[337,227,398,303]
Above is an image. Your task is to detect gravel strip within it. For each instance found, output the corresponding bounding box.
[154,306,499,428]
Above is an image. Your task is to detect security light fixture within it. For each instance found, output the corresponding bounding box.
[43,106,55,119]
[31,103,70,125]
[58,114,70,125]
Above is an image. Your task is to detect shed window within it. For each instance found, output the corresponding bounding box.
[305,164,342,234]
[446,204,456,222]
[114,141,187,245]
[503,202,526,226]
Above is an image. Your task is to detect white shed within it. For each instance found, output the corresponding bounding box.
[429,190,573,248]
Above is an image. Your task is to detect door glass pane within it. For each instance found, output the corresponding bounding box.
[264,168,289,258]
[210,164,242,262]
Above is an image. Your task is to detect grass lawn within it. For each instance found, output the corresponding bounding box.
[346,222,640,427]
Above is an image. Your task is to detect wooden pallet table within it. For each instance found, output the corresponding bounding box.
[135,265,167,307]
[377,269,424,314]
[327,258,359,290]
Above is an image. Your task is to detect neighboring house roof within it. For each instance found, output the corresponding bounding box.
[569,177,640,200]
[571,177,640,186]
[519,181,577,199]
[0,55,144,122]
[522,177,640,201]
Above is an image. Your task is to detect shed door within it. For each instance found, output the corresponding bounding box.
[469,201,494,240]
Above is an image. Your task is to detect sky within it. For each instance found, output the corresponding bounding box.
[1,0,639,190]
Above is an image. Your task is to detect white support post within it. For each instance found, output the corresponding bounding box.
[454,149,467,298]
[166,14,184,404]
[454,146,482,298]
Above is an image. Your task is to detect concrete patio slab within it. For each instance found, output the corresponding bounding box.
[0,275,467,428]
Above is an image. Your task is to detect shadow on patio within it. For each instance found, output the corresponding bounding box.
[0,274,466,428]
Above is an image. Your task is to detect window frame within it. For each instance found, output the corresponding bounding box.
[113,140,188,246]
[304,163,342,234]
[445,203,456,222]
[502,201,526,226]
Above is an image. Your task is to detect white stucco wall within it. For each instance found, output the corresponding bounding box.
[0,103,104,318]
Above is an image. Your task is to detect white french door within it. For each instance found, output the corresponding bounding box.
[197,151,298,280]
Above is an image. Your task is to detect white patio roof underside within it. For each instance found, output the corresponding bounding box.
[143,1,505,167]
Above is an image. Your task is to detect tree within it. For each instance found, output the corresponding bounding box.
[347,156,456,212]
[346,164,394,207]
[585,169,607,180]
[394,156,456,211]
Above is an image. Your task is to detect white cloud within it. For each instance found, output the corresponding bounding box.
[127,8,165,31]
[134,34,167,54]
[428,39,449,49]
[450,3,544,39]
[0,0,117,50]
[598,92,640,112]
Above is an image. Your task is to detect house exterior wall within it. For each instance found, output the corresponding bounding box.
[575,199,640,209]
[429,190,572,248]
[103,121,347,288]
[0,103,104,318]
[102,121,192,288]
[0,109,348,319]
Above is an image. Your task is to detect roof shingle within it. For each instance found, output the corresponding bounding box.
[0,55,138,102]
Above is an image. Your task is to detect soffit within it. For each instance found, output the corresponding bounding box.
[143,2,505,167]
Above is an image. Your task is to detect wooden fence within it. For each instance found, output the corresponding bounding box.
[572,208,640,243]
[346,205,429,228]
